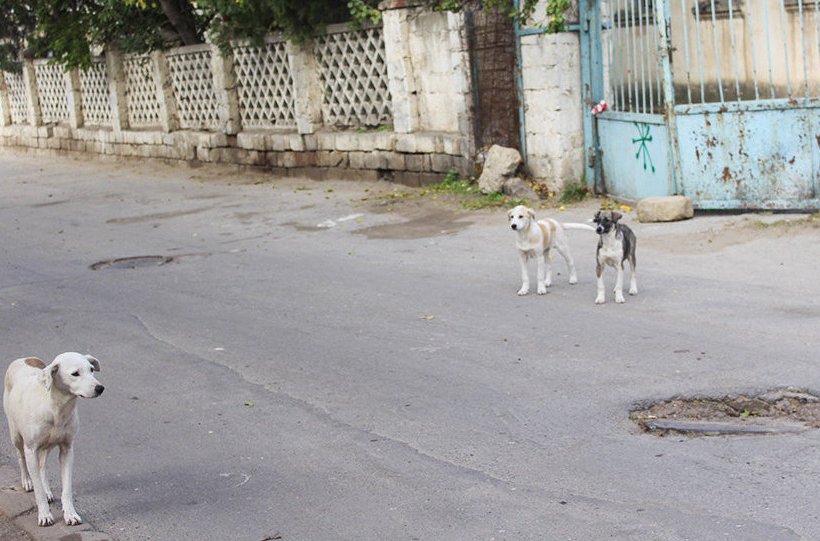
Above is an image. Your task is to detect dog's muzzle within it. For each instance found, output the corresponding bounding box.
[511,224,518,230]
[94,384,105,396]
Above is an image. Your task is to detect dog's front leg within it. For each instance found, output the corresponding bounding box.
[59,444,82,525]
[23,446,54,526]
[614,263,626,303]
[37,448,54,503]
[537,252,549,294]
[628,262,638,296]
[517,252,530,295]
[595,263,606,304]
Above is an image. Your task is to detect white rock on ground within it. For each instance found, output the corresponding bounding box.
[478,145,522,194]
[637,195,694,222]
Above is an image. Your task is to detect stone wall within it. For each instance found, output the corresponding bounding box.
[518,1,585,191]
[0,2,592,191]
[0,4,474,187]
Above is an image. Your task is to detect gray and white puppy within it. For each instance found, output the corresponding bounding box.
[593,210,637,304]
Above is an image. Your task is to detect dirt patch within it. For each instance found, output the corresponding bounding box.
[631,387,820,436]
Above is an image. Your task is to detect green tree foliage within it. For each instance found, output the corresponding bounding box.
[0,0,568,72]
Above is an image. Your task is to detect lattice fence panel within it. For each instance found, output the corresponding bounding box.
[233,40,296,129]
[3,72,28,124]
[34,62,70,123]
[124,55,162,127]
[315,27,392,128]
[79,61,112,126]
[166,48,220,130]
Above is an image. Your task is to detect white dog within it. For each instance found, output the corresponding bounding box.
[3,352,104,526]
[507,205,594,295]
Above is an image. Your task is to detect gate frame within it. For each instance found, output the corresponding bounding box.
[581,0,820,210]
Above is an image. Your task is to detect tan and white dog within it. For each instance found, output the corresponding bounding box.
[3,352,104,527]
[507,205,595,295]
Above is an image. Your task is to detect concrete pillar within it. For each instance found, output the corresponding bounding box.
[105,47,130,133]
[65,69,83,129]
[380,0,422,133]
[0,72,11,126]
[210,44,241,134]
[287,40,323,134]
[151,50,179,132]
[21,59,41,126]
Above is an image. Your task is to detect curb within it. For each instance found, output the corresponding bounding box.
[0,464,112,541]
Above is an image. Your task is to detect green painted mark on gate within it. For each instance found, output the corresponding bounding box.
[632,122,655,173]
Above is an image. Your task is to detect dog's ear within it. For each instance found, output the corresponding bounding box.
[527,207,536,220]
[507,208,514,219]
[39,361,59,391]
[593,210,601,222]
[611,210,623,222]
[85,354,101,372]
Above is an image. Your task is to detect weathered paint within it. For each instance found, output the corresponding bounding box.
[597,111,672,199]
[582,0,819,209]
[676,101,819,209]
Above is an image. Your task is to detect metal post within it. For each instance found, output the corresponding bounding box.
[655,0,680,194]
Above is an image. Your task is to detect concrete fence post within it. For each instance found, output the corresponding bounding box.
[286,40,323,135]
[105,47,130,133]
[0,72,11,126]
[380,0,422,133]
[65,69,83,129]
[21,59,41,127]
[209,44,241,135]
[151,50,179,132]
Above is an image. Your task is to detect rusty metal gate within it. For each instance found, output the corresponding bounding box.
[465,4,521,152]
[581,0,819,209]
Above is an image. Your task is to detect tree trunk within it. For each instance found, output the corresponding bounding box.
[158,0,201,46]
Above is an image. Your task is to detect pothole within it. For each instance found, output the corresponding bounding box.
[90,256,175,270]
[631,387,820,436]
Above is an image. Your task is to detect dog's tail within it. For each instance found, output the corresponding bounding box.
[561,222,596,232]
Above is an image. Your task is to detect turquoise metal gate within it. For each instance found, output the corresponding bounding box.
[581,0,819,209]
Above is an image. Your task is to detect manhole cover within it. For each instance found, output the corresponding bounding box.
[631,387,820,436]
[90,256,174,270]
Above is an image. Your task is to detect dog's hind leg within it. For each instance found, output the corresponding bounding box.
[628,256,638,296]
[537,251,550,294]
[12,436,33,492]
[37,448,54,503]
[553,241,578,284]
[23,446,54,526]
[59,443,82,525]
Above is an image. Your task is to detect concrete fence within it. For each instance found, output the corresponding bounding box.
[0,2,476,186]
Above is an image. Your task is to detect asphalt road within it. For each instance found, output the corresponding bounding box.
[0,151,818,541]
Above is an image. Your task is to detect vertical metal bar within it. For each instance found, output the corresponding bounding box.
[637,0,647,112]
[744,0,761,99]
[708,0,725,102]
[615,0,624,110]
[512,2,528,163]
[763,0,776,98]
[777,0,793,97]
[693,0,707,103]
[630,0,640,111]
[618,0,628,110]
[680,0,694,104]
[624,0,634,110]
[643,0,655,112]
[607,10,617,109]
[726,0,742,100]
[651,0,662,110]
[656,0,681,193]
[797,0,808,98]
[816,0,820,67]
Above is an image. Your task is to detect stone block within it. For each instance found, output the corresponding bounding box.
[478,145,522,194]
[636,195,694,222]
[237,132,268,151]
